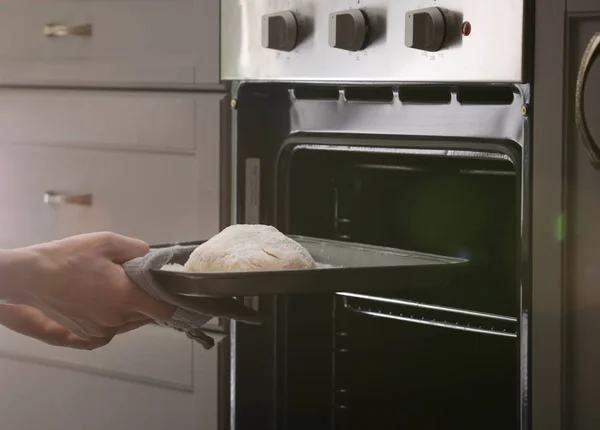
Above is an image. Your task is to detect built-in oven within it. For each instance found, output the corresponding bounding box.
[219,1,531,430]
[228,82,528,430]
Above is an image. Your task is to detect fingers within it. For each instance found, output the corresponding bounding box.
[98,232,150,263]
[129,289,176,322]
[63,333,111,350]
[116,319,152,334]
[125,312,154,322]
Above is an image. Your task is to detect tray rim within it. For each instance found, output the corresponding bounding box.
[150,235,469,279]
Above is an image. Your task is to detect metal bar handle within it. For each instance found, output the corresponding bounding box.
[575,32,600,169]
[44,191,92,206]
[44,23,92,38]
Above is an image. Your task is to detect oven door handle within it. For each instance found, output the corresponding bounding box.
[576,32,600,170]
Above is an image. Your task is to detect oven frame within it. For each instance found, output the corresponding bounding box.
[222,81,532,430]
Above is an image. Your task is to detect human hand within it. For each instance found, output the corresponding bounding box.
[0,304,152,350]
[20,232,176,342]
[123,244,262,349]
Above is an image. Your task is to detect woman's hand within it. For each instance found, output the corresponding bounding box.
[1,232,175,343]
[0,304,152,350]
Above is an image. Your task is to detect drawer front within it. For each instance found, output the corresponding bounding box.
[0,143,210,247]
[0,324,225,430]
[0,323,194,388]
[0,90,197,153]
[0,0,219,86]
[0,90,224,248]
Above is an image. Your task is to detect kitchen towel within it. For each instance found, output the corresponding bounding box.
[123,246,261,349]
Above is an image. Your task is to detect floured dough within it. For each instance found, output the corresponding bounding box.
[184,224,317,273]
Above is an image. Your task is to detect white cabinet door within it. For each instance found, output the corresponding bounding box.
[0,89,227,430]
[0,89,224,248]
[0,325,225,430]
[0,0,220,87]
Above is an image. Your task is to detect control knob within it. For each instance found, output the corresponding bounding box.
[329,9,368,52]
[405,7,446,52]
[262,11,298,52]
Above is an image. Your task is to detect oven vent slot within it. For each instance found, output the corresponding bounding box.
[398,86,452,104]
[456,86,515,105]
[292,85,340,101]
[337,292,517,338]
[344,86,394,103]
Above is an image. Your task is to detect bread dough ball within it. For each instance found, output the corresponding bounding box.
[184,224,317,273]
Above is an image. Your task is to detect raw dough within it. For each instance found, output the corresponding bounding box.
[184,224,317,273]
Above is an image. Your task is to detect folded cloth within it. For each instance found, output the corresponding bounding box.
[123,245,261,349]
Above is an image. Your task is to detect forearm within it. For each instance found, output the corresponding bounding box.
[0,248,40,304]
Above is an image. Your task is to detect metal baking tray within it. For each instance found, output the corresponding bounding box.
[151,236,468,297]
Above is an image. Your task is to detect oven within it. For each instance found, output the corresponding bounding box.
[220,1,532,430]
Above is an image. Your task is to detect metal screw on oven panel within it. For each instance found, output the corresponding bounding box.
[231,99,238,109]
[521,104,529,116]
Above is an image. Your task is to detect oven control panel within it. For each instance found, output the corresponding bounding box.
[222,0,526,83]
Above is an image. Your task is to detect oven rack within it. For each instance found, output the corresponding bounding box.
[337,292,518,338]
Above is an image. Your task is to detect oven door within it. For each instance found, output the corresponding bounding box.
[233,137,521,430]
[230,82,529,430]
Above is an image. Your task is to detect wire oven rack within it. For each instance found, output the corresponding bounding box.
[337,292,518,338]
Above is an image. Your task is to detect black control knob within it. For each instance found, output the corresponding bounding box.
[405,7,446,52]
[261,11,298,52]
[328,9,368,52]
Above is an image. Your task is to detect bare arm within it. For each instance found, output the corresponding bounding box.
[0,248,40,305]
[0,233,174,345]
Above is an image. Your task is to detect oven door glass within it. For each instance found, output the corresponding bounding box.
[234,137,521,430]
[276,138,520,430]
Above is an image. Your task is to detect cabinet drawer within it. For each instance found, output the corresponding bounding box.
[0,144,219,248]
[0,90,198,153]
[0,0,219,86]
[0,323,194,388]
[0,90,224,248]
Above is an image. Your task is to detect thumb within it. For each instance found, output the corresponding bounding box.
[100,233,150,263]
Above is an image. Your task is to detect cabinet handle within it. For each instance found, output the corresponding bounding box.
[576,32,600,169]
[44,23,92,38]
[43,191,92,206]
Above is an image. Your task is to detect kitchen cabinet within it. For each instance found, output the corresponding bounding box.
[0,89,223,248]
[0,0,227,427]
[0,324,225,430]
[564,13,600,430]
[533,3,600,430]
[0,0,221,87]
[0,88,227,430]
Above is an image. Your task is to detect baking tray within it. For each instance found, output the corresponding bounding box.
[150,236,468,297]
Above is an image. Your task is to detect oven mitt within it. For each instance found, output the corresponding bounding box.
[122,245,262,350]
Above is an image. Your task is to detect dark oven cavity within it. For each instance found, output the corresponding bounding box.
[277,140,520,430]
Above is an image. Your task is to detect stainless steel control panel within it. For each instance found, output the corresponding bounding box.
[221,0,526,83]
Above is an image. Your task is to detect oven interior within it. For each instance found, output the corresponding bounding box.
[272,140,520,430]
[232,83,524,430]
